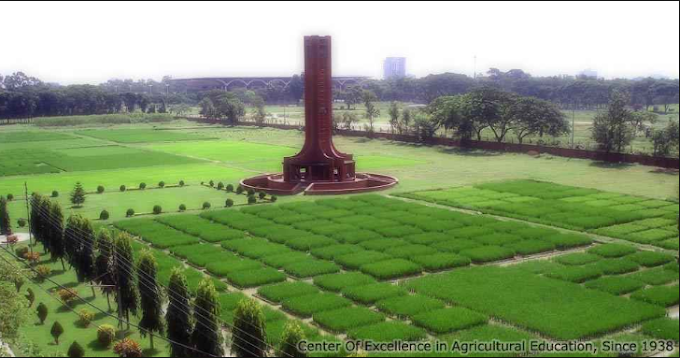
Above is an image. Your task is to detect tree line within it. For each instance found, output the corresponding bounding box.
[11,194,307,357]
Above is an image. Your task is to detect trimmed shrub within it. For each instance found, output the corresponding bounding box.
[412,307,487,334]
[460,246,516,264]
[36,302,48,324]
[51,190,59,198]
[139,182,147,190]
[51,321,64,345]
[258,282,320,304]
[248,196,257,205]
[474,233,523,246]
[236,185,244,194]
[348,322,427,342]
[97,185,105,194]
[6,194,13,201]
[629,251,675,268]
[120,185,126,192]
[360,259,422,280]
[376,295,445,319]
[331,229,383,244]
[97,324,116,347]
[152,205,162,215]
[125,208,135,217]
[17,218,27,227]
[113,338,143,358]
[284,260,341,278]
[226,184,234,192]
[178,204,187,212]
[99,210,110,221]
[641,318,679,343]
[259,192,266,200]
[78,309,95,327]
[585,277,646,296]
[202,202,211,210]
[225,199,234,208]
[314,307,385,333]
[314,272,377,293]
[158,181,165,188]
[342,283,408,304]
[67,341,85,358]
[217,182,224,190]
[179,180,185,187]
[631,285,679,307]
[411,253,471,272]
[270,195,278,203]
[35,265,52,282]
[282,293,353,318]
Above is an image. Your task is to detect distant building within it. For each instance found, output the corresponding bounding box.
[578,69,598,79]
[383,57,407,80]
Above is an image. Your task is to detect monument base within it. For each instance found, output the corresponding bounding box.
[240,173,398,196]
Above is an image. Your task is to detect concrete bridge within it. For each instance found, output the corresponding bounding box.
[171,76,371,91]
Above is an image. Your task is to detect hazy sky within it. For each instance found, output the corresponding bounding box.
[1,1,678,85]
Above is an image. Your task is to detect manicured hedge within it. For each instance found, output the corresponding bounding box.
[412,307,487,334]
[342,283,408,304]
[629,251,675,268]
[631,285,679,307]
[411,253,471,272]
[257,282,321,304]
[555,253,601,266]
[313,307,385,333]
[313,272,378,293]
[227,268,287,288]
[460,246,516,264]
[585,276,645,296]
[641,318,679,343]
[282,293,353,318]
[545,265,602,283]
[283,260,341,278]
[376,295,445,319]
[360,259,422,280]
[336,251,393,270]
[588,243,637,258]
[348,322,427,342]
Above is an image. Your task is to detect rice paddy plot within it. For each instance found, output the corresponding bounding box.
[76,128,215,143]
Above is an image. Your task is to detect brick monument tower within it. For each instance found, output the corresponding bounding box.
[241,36,398,195]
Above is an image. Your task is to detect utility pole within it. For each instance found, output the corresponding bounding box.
[24,182,33,254]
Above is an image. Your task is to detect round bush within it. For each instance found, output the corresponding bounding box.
[225,199,234,208]
[78,309,95,327]
[179,180,185,187]
[97,324,116,347]
[153,205,162,215]
[247,189,256,196]
[158,181,165,188]
[258,191,266,200]
[15,247,29,259]
[226,184,234,192]
[209,180,215,187]
[217,182,225,190]
[126,208,135,217]
[97,185,105,194]
[120,185,126,192]
[179,204,187,212]
[202,202,211,210]
[99,210,110,221]
[17,218,27,227]
[248,196,257,205]
[68,341,85,358]
[271,196,278,203]
[51,191,59,198]
[139,183,147,190]
[6,194,14,201]
[236,186,244,194]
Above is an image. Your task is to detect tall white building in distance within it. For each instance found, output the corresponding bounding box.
[383,57,407,80]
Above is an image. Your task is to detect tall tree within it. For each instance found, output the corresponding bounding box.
[63,215,80,268]
[48,201,66,270]
[363,90,380,134]
[388,101,400,134]
[94,229,116,311]
[166,268,194,358]
[232,299,267,357]
[506,96,570,144]
[70,182,86,208]
[137,250,164,350]
[252,96,267,126]
[192,278,223,357]
[592,92,637,153]
[464,87,517,143]
[113,232,139,330]
[287,75,304,105]
[74,216,97,297]
[0,196,10,236]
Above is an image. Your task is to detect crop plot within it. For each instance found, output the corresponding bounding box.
[313,272,378,292]
[412,307,487,334]
[76,128,215,143]
[257,282,321,304]
[115,219,200,248]
[348,322,427,342]
[399,180,679,250]
[342,283,408,304]
[157,215,245,242]
[376,295,446,319]
[282,293,353,318]
[313,307,386,333]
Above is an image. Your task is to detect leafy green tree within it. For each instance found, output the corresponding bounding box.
[70,182,86,208]
[114,232,139,330]
[192,279,224,357]
[388,101,400,134]
[95,229,116,311]
[506,96,569,144]
[287,75,304,105]
[137,250,165,349]
[198,97,216,119]
[0,260,29,339]
[166,268,193,358]
[464,87,517,142]
[51,321,64,345]
[225,199,234,208]
[69,215,97,296]
[278,321,307,357]
[652,121,680,157]
[592,92,637,153]
[48,201,66,270]
[36,302,48,324]
[252,95,267,126]
[400,108,412,135]
[0,196,10,236]
[67,341,85,358]
[363,90,380,134]
[342,112,359,130]
[26,288,35,307]
[97,185,105,194]
[232,299,267,357]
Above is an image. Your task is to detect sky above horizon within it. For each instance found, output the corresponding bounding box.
[0,1,678,85]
